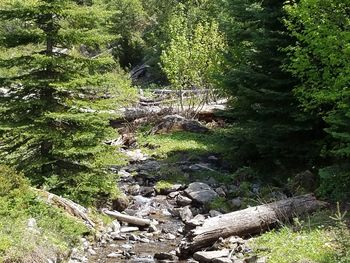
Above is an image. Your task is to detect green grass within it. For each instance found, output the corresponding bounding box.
[250,210,350,263]
[137,129,232,161]
[0,165,90,262]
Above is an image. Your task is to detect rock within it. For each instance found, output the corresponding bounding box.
[186,214,206,228]
[148,224,158,233]
[156,184,183,195]
[212,258,233,263]
[107,252,123,258]
[126,149,149,161]
[168,191,180,199]
[193,250,230,262]
[176,194,192,206]
[185,182,218,205]
[128,184,141,196]
[140,238,150,243]
[121,244,133,250]
[109,220,121,233]
[179,206,193,222]
[129,234,138,241]
[215,187,226,197]
[112,194,130,212]
[118,169,132,178]
[229,197,242,209]
[88,248,97,255]
[209,210,222,217]
[164,233,176,240]
[257,257,267,263]
[141,186,155,197]
[244,255,258,263]
[110,232,125,240]
[151,115,209,134]
[120,226,139,233]
[154,252,178,261]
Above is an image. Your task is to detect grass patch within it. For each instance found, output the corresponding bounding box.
[137,129,232,161]
[0,165,90,262]
[155,180,175,192]
[250,210,350,263]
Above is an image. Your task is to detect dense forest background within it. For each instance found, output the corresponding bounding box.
[0,0,349,262]
[1,0,348,203]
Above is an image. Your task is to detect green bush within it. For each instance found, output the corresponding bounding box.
[0,165,89,262]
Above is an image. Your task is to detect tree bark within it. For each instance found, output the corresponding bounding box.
[102,209,151,227]
[178,194,326,258]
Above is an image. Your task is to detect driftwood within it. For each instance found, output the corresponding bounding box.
[102,209,151,227]
[35,189,95,228]
[179,194,326,258]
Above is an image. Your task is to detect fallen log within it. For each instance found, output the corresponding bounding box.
[35,188,96,228]
[178,194,326,258]
[102,209,151,227]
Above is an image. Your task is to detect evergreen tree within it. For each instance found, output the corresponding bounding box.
[0,0,136,204]
[285,0,350,199]
[222,0,319,174]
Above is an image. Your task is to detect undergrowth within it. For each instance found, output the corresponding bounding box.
[0,165,90,262]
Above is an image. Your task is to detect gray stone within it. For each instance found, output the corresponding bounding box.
[156,184,183,195]
[128,184,141,196]
[164,233,176,240]
[215,187,226,197]
[109,220,121,233]
[176,194,192,206]
[209,210,222,217]
[140,186,155,197]
[88,248,97,255]
[193,250,230,262]
[112,194,130,212]
[257,257,267,263]
[148,224,158,233]
[179,206,193,222]
[185,182,218,205]
[229,197,242,209]
[121,244,133,250]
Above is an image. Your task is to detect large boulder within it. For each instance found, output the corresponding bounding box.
[151,115,209,134]
[185,182,218,205]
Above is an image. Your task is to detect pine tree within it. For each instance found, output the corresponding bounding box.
[0,0,135,204]
[222,0,320,174]
[285,0,350,199]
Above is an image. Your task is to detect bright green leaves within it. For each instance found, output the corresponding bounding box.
[160,7,226,92]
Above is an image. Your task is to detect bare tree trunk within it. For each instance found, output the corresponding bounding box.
[178,194,326,258]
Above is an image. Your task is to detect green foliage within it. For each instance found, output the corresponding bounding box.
[318,165,350,201]
[285,0,350,200]
[160,4,225,108]
[0,165,89,262]
[251,226,336,263]
[330,203,350,262]
[209,197,231,213]
[221,0,320,174]
[154,180,174,192]
[138,129,232,161]
[0,0,136,204]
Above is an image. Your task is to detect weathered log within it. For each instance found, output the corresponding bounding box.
[35,188,95,228]
[102,209,151,227]
[178,194,326,258]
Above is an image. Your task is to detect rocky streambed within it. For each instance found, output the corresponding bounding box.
[69,153,267,263]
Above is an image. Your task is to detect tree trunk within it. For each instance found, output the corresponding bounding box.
[178,194,326,258]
